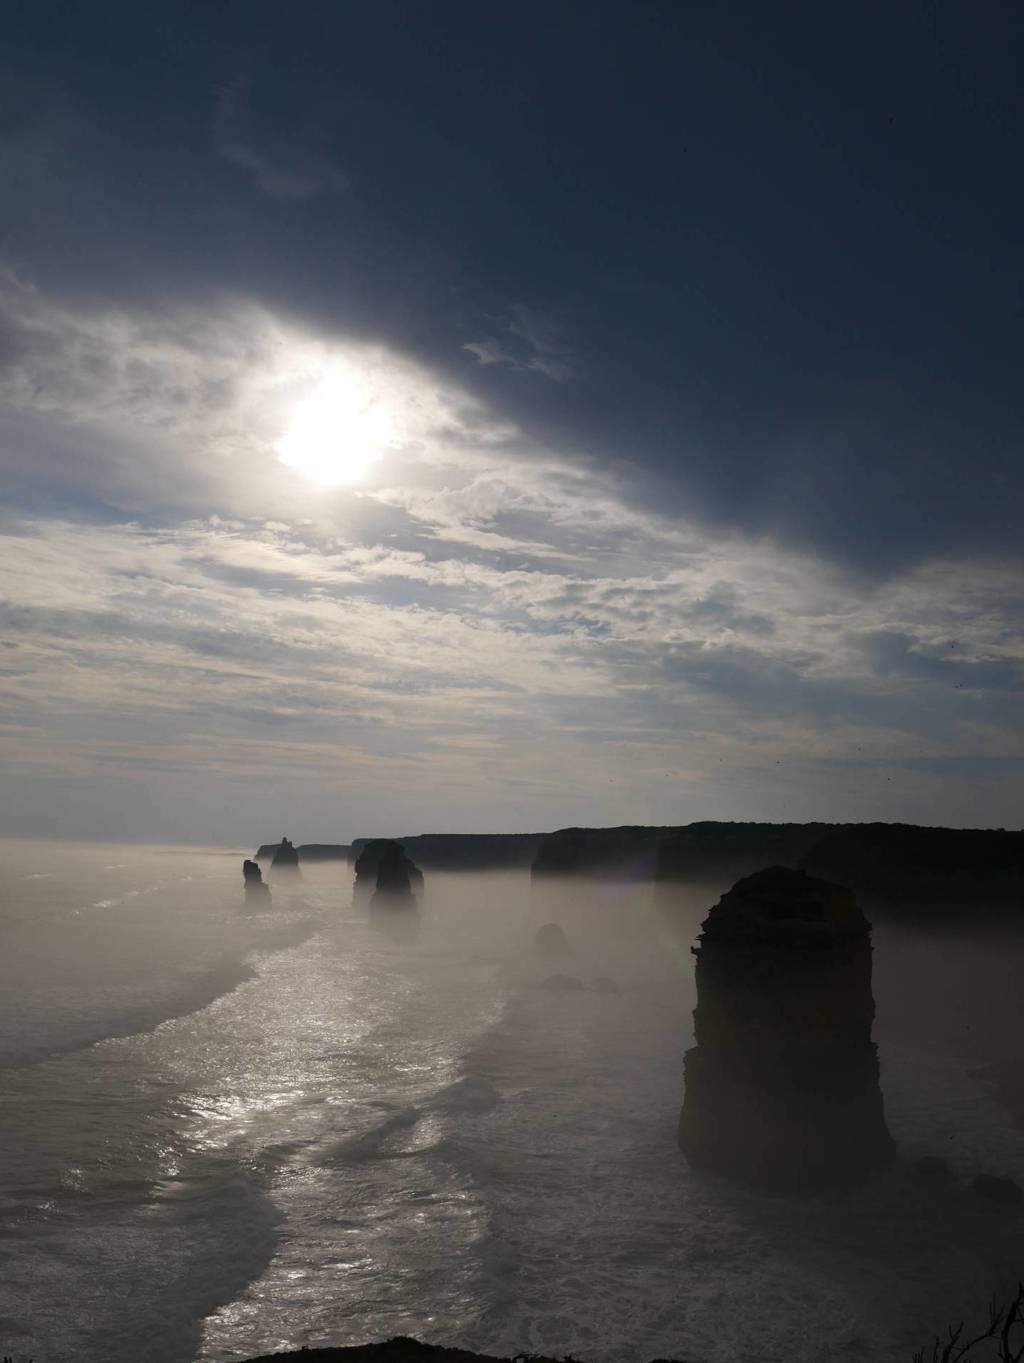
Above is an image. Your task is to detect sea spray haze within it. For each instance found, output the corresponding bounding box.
[2,843,1023,1362]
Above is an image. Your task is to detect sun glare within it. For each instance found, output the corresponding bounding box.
[275,373,395,486]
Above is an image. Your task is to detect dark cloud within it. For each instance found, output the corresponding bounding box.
[1,3,1023,837]
[213,79,349,200]
[3,2,1020,572]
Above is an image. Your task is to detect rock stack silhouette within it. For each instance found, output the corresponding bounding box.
[679,866,893,1191]
[242,859,271,905]
[353,839,423,904]
[534,922,570,957]
[270,837,300,874]
[371,841,420,908]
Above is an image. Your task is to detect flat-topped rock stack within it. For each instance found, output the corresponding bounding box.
[679,866,894,1191]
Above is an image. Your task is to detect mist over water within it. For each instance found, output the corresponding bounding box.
[1,841,1022,1363]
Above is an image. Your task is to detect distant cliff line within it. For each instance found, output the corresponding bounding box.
[255,832,546,869]
[254,821,1024,912]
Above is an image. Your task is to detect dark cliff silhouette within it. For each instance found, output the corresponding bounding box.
[270,837,300,875]
[242,859,271,906]
[678,866,894,1191]
[354,839,423,905]
[657,822,833,886]
[532,822,828,883]
[800,822,1024,917]
[370,841,420,909]
[256,842,352,862]
[350,832,546,871]
[526,821,1024,922]
[531,825,677,880]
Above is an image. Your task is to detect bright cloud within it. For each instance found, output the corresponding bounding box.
[1,281,1022,840]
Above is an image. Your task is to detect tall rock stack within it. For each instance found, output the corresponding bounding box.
[242,859,271,905]
[679,866,893,1191]
[371,841,420,908]
[354,839,423,904]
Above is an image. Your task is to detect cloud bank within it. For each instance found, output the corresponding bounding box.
[1,282,1021,841]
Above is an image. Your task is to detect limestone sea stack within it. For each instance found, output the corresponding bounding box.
[270,837,300,874]
[370,840,420,909]
[678,866,893,1191]
[354,839,423,904]
[242,859,271,905]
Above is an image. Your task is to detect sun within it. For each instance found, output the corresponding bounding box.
[275,373,394,486]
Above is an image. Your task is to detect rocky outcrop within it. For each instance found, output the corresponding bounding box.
[534,922,570,956]
[354,839,422,906]
[678,866,894,1191]
[270,838,300,873]
[242,859,271,905]
[371,841,419,908]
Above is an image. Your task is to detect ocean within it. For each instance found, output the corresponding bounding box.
[1,839,1022,1363]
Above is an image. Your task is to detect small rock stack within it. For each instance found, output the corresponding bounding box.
[679,866,894,1191]
[270,837,300,874]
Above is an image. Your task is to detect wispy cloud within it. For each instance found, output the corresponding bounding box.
[463,304,576,382]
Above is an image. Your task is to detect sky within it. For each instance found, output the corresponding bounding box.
[1,0,1022,844]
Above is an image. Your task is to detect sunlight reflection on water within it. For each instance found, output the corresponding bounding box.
[1,850,1022,1363]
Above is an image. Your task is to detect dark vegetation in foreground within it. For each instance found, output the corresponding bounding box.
[239,1342,602,1363]
[913,1283,1024,1363]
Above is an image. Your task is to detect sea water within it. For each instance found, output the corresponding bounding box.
[1,839,1022,1363]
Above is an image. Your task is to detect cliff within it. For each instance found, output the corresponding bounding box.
[256,843,351,862]
[529,821,1024,918]
[531,826,678,880]
[532,822,831,882]
[678,866,894,1190]
[656,821,834,886]
[800,822,1024,915]
[350,833,546,871]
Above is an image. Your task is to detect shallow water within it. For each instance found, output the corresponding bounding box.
[0,841,1022,1363]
